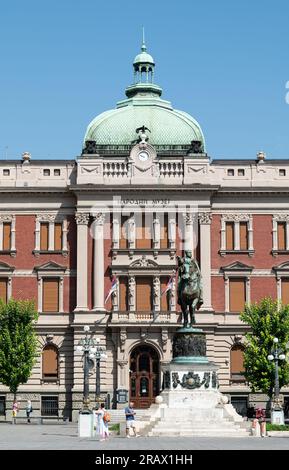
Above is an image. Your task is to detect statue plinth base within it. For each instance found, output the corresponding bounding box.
[140,326,249,437]
[172,326,207,364]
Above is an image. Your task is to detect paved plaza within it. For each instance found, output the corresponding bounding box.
[0,423,289,450]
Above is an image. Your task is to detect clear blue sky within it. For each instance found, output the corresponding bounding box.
[0,0,289,160]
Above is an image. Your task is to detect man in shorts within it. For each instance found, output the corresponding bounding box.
[125,402,140,438]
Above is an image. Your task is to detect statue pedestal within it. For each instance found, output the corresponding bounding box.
[140,327,250,437]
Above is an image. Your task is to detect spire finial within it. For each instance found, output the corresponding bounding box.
[141,26,146,52]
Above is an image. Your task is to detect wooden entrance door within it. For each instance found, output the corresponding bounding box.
[129,345,159,408]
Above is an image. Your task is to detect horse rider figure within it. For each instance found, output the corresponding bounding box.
[177,250,203,328]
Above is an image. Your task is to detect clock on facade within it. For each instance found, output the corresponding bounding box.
[138,151,149,162]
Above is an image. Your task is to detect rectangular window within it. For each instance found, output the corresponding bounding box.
[3,169,10,176]
[238,169,245,176]
[278,222,286,250]
[136,277,152,311]
[227,169,234,176]
[54,169,61,176]
[43,278,59,312]
[3,223,11,251]
[43,169,50,176]
[54,223,62,251]
[229,278,246,312]
[40,223,49,251]
[240,222,248,250]
[282,279,289,304]
[41,396,58,416]
[279,169,286,177]
[226,222,234,250]
[0,279,7,303]
[136,213,152,249]
[160,213,169,249]
[119,276,128,311]
[160,277,170,311]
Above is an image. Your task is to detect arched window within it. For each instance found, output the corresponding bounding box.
[42,344,59,381]
[230,345,245,383]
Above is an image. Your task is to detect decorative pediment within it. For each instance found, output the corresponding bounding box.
[0,261,15,273]
[273,261,289,272]
[34,261,67,272]
[221,261,253,272]
[130,256,158,268]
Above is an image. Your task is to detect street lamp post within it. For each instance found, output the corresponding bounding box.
[267,337,286,425]
[94,337,107,404]
[76,325,97,410]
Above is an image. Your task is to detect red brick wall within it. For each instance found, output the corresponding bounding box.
[0,215,77,313]
[211,276,225,312]
[250,277,277,303]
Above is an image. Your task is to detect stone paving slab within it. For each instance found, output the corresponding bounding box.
[0,424,289,450]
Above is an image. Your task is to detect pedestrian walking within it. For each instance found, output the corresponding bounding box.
[94,403,109,441]
[12,399,19,424]
[125,401,140,438]
[26,400,33,423]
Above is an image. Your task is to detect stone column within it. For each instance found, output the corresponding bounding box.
[75,212,90,311]
[153,216,160,249]
[92,213,105,311]
[48,221,54,251]
[153,276,160,312]
[128,276,136,311]
[168,213,176,249]
[185,213,195,252]
[234,222,240,250]
[199,212,213,310]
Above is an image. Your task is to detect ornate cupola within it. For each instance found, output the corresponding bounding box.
[125,29,163,99]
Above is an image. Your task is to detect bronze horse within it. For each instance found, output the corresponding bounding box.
[178,261,203,328]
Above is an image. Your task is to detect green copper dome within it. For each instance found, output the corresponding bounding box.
[83,39,205,151]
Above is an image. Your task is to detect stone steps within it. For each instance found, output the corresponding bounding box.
[148,430,249,437]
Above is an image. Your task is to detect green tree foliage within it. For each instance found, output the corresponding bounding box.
[0,299,38,396]
[240,298,289,398]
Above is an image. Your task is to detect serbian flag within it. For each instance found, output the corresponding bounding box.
[161,275,174,296]
[105,276,117,304]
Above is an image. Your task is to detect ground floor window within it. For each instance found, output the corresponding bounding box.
[41,396,59,416]
[0,396,5,416]
[230,396,248,417]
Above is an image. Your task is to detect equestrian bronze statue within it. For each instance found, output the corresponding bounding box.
[177,250,203,328]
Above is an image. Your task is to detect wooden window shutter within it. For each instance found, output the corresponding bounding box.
[231,346,245,374]
[0,279,7,303]
[3,223,11,251]
[160,277,169,311]
[226,222,234,250]
[119,277,128,311]
[54,223,62,251]
[40,223,49,251]
[120,215,129,249]
[136,214,152,249]
[42,345,58,377]
[43,278,59,312]
[240,222,248,250]
[282,279,289,304]
[136,277,152,311]
[278,222,286,250]
[229,278,246,312]
[160,214,169,249]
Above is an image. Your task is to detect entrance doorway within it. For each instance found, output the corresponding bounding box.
[129,345,160,408]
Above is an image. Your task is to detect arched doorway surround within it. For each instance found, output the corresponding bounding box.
[129,344,160,408]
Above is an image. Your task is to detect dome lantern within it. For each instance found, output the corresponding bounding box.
[133,28,155,85]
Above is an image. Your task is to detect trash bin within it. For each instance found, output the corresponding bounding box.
[78,409,94,437]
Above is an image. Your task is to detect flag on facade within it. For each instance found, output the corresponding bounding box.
[105,276,117,303]
[161,275,174,296]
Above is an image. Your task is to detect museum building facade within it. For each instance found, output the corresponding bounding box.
[1,41,289,420]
